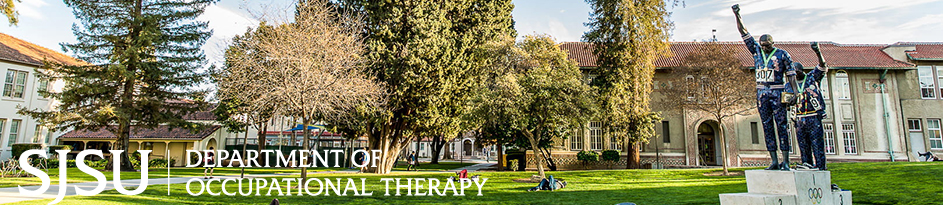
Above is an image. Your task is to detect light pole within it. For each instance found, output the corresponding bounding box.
[653,119,661,169]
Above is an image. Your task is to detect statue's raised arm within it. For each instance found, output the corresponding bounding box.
[732,4,748,37]
[811,42,827,68]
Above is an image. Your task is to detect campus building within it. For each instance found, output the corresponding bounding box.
[528,41,942,170]
[0,33,83,161]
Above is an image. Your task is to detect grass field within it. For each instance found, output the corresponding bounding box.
[0,167,347,188]
[7,162,942,204]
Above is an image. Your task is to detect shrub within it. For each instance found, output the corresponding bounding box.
[601,150,620,169]
[577,150,599,169]
[11,143,43,158]
[149,158,169,168]
[508,159,519,171]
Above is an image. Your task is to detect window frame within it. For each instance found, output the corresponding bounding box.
[928,119,943,149]
[7,119,21,147]
[835,71,851,100]
[662,121,670,143]
[841,123,858,154]
[589,121,604,150]
[823,123,836,154]
[750,122,760,144]
[3,69,29,98]
[918,66,937,99]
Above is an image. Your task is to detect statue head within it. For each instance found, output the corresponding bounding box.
[793,62,806,81]
[759,34,775,54]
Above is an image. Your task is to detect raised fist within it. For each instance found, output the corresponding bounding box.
[732,4,740,14]
[811,42,820,52]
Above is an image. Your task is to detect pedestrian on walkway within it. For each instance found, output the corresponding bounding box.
[204,147,215,179]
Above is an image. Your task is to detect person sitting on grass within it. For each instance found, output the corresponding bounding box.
[448,169,482,182]
[204,147,215,179]
[527,175,567,192]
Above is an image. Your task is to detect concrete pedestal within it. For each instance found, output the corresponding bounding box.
[719,170,852,205]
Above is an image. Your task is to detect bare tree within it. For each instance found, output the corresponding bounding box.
[217,0,385,182]
[658,42,754,175]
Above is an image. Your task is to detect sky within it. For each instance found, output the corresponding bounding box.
[2,0,942,68]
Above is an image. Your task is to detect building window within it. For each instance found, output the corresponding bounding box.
[3,70,28,98]
[928,119,942,149]
[820,77,830,99]
[823,123,836,154]
[841,123,857,154]
[835,71,851,100]
[32,125,42,143]
[609,136,621,150]
[919,66,936,99]
[7,119,20,147]
[37,78,49,96]
[590,121,604,150]
[570,132,583,151]
[750,122,759,144]
[662,121,670,143]
[0,119,5,147]
[938,66,943,98]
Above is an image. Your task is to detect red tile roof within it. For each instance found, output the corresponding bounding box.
[182,103,217,121]
[561,41,915,69]
[0,33,85,66]
[59,125,221,140]
[906,45,943,60]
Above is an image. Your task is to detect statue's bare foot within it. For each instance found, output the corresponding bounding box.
[779,162,791,171]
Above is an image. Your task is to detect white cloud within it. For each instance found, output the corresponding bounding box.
[16,0,50,20]
[899,14,943,29]
[547,19,579,42]
[713,0,942,17]
[198,4,259,66]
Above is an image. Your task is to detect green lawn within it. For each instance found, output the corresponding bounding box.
[392,162,476,171]
[8,162,943,204]
[0,167,349,188]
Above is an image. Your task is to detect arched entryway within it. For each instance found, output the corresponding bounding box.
[463,139,473,156]
[205,138,217,150]
[697,122,720,166]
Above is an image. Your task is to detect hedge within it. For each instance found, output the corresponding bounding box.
[12,143,43,158]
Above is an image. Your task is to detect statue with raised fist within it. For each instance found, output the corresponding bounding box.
[733,4,800,171]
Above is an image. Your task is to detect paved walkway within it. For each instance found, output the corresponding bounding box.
[450,162,496,172]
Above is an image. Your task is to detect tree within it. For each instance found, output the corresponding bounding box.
[584,0,673,169]
[19,0,216,171]
[474,35,595,179]
[337,0,514,173]
[217,0,384,181]
[658,42,754,175]
[0,0,18,26]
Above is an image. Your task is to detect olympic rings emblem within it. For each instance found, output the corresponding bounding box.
[808,188,824,204]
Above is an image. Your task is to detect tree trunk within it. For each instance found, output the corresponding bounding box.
[524,131,546,179]
[719,118,729,175]
[430,135,446,164]
[626,141,641,169]
[257,121,268,167]
[301,118,310,182]
[496,144,504,170]
[107,120,136,171]
[241,124,249,178]
[540,148,557,171]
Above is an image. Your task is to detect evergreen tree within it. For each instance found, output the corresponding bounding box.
[19,0,217,171]
[338,0,515,173]
[584,0,673,169]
